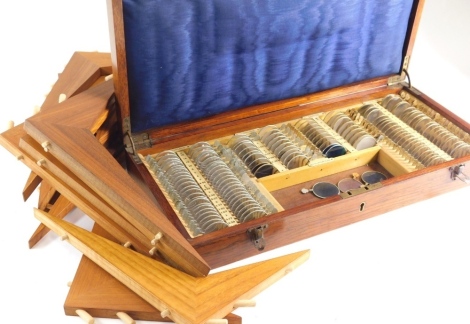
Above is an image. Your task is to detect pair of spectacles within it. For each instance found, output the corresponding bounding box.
[301,171,387,198]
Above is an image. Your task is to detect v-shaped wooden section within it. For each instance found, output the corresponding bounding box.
[23,51,210,277]
[22,52,113,248]
[34,208,309,324]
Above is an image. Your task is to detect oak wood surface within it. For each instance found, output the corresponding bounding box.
[65,224,242,324]
[28,194,75,248]
[35,208,309,324]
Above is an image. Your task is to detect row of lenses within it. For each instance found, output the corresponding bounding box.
[213,142,279,214]
[324,112,377,150]
[257,125,310,169]
[188,142,268,223]
[226,134,277,178]
[382,94,470,159]
[146,152,228,235]
[277,123,319,157]
[358,104,447,166]
[295,118,347,157]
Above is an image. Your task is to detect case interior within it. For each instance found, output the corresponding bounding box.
[138,89,470,239]
[122,0,415,132]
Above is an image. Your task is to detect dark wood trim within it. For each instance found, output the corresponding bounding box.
[107,0,130,136]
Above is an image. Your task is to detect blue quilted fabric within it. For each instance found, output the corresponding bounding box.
[123,0,414,132]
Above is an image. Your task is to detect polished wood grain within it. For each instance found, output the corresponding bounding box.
[41,52,112,111]
[403,0,426,69]
[190,156,470,268]
[19,134,152,255]
[25,51,116,248]
[35,209,309,324]
[107,0,129,136]
[10,66,470,272]
[0,123,152,254]
[41,52,112,112]
[24,80,210,277]
[65,224,242,324]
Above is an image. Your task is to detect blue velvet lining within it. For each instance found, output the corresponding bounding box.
[123,0,414,132]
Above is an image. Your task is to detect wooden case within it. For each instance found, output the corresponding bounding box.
[21,0,470,277]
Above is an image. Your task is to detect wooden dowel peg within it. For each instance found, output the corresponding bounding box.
[16,155,24,161]
[149,247,158,255]
[41,141,51,152]
[285,267,293,275]
[58,93,67,103]
[123,241,132,248]
[7,120,14,130]
[116,312,135,324]
[233,300,256,308]
[76,309,94,324]
[67,281,73,287]
[36,159,46,167]
[205,319,228,324]
[60,234,69,241]
[160,309,171,318]
[105,74,114,81]
[151,232,163,245]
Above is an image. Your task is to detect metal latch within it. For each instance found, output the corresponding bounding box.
[122,117,151,162]
[247,225,268,251]
[450,164,470,184]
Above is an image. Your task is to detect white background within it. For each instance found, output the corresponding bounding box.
[1,1,470,323]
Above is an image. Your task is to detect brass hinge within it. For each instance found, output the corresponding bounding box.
[122,117,152,161]
[388,56,410,86]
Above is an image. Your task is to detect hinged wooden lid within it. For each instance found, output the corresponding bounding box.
[108,0,424,139]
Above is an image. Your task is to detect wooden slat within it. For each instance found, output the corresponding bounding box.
[0,124,150,255]
[22,171,42,202]
[258,147,381,191]
[35,208,309,324]
[28,194,75,248]
[19,134,152,255]
[65,224,242,324]
[107,0,130,133]
[24,80,210,277]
